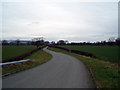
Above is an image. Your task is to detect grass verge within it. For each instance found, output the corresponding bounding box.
[48,47,119,88]
[2,49,52,76]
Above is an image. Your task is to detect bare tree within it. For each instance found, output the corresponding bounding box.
[15,39,20,46]
[115,37,120,45]
[57,40,66,45]
[2,40,9,45]
[32,37,45,48]
[44,41,50,45]
[65,40,69,44]
[108,37,115,42]
[51,41,56,45]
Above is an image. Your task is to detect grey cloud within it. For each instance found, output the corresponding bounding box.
[2,1,118,42]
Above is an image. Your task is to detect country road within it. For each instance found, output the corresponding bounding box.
[3,48,94,88]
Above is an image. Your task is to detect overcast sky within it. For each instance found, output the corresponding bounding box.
[1,0,119,42]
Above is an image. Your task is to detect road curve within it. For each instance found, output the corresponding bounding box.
[3,48,94,88]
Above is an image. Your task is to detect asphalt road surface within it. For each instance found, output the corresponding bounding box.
[3,48,94,88]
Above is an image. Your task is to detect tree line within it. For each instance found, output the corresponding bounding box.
[53,37,120,46]
[1,37,120,46]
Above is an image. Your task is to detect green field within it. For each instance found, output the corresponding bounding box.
[2,45,37,60]
[48,47,119,88]
[61,45,119,62]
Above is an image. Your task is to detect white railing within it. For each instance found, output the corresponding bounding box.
[0,59,32,66]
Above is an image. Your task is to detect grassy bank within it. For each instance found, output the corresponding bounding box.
[2,49,52,76]
[48,47,119,88]
[61,45,119,62]
[2,45,36,60]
